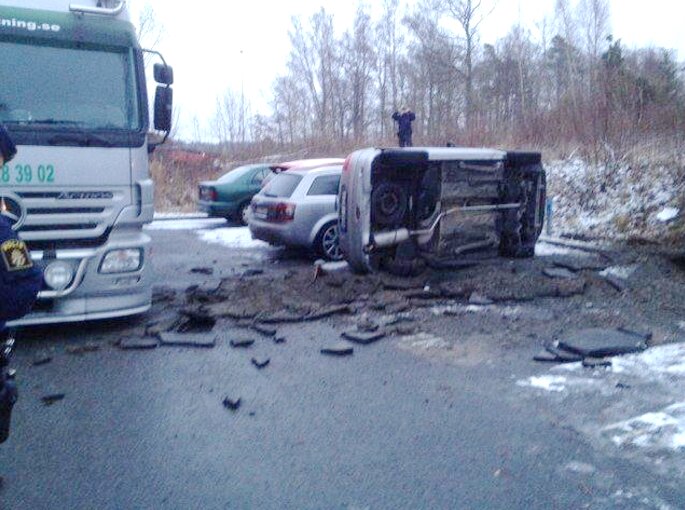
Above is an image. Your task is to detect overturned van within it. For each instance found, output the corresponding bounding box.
[338,147,546,274]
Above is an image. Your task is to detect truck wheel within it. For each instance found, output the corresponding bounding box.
[371,182,408,227]
[315,222,343,261]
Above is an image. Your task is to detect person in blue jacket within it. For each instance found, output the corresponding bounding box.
[1,124,41,444]
[0,125,42,336]
[392,106,416,147]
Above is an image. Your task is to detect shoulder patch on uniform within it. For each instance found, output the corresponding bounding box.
[1,239,33,272]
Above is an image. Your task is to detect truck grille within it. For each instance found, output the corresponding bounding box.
[15,189,126,246]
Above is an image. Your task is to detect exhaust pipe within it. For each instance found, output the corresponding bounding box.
[367,203,521,252]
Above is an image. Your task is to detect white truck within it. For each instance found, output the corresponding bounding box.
[0,0,173,325]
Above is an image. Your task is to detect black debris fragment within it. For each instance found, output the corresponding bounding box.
[542,341,584,363]
[241,269,264,277]
[557,328,648,358]
[542,267,579,280]
[342,330,386,345]
[251,357,270,369]
[119,338,159,350]
[41,393,65,406]
[158,333,217,348]
[190,267,214,275]
[222,397,241,411]
[177,312,216,333]
[603,274,628,292]
[230,338,255,348]
[32,355,53,366]
[616,382,631,389]
[252,323,277,337]
[321,343,354,356]
[273,336,286,344]
[582,357,612,368]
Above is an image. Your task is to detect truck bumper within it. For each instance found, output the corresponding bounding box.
[8,230,152,327]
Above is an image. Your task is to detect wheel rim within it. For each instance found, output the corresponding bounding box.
[240,204,250,225]
[322,224,342,260]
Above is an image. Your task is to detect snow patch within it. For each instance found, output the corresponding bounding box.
[198,227,270,250]
[603,402,685,451]
[145,218,225,230]
[534,242,589,257]
[517,375,568,392]
[656,207,679,222]
[599,265,638,280]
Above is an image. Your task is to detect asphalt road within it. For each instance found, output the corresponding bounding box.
[0,219,683,510]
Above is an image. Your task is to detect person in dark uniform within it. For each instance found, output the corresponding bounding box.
[0,124,42,444]
[392,106,416,147]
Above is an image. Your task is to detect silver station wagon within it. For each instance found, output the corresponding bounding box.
[248,165,343,260]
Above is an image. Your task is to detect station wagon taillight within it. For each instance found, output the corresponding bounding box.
[270,202,296,222]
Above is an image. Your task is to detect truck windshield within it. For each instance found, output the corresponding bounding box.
[0,40,141,131]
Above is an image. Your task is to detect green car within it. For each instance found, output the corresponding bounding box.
[198,164,271,225]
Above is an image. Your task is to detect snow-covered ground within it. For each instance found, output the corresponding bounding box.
[198,226,270,250]
[546,158,683,241]
[519,343,685,460]
[145,218,225,230]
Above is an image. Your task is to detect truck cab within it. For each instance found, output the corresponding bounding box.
[0,0,173,325]
[338,147,546,274]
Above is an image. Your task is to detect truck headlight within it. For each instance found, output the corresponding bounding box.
[100,249,143,274]
[44,261,75,291]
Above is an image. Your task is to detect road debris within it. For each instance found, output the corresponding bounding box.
[320,343,354,356]
[273,336,286,344]
[158,333,217,348]
[32,354,53,366]
[65,343,99,355]
[341,330,386,345]
[251,323,278,337]
[190,267,214,275]
[222,397,241,411]
[542,267,579,280]
[251,357,271,369]
[535,328,650,364]
[41,393,65,406]
[230,338,255,348]
[119,338,159,350]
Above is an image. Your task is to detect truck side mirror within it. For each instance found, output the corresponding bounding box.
[153,63,174,85]
[154,86,173,132]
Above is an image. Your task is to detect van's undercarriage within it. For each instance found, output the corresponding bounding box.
[366,151,546,275]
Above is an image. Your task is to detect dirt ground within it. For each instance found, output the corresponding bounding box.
[144,242,685,368]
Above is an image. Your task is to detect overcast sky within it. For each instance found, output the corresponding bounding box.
[131,0,685,141]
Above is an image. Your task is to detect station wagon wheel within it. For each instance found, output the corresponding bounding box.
[238,202,251,226]
[316,221,343,261]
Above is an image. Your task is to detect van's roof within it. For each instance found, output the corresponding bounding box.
[379,147,508,161]
[270,158,345,172]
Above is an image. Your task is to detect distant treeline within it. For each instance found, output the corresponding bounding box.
[208,0,684,162]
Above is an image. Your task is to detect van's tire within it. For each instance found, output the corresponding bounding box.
[371,182,409,227]
[315,221,343,261]
[498,166,545,258]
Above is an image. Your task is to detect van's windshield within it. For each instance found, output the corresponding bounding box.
[0,40,141,131]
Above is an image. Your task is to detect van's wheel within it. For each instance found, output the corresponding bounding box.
[316,221,343,261]
[498,168,545,258]
[371,182,408,227]
[237,202,251,226]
